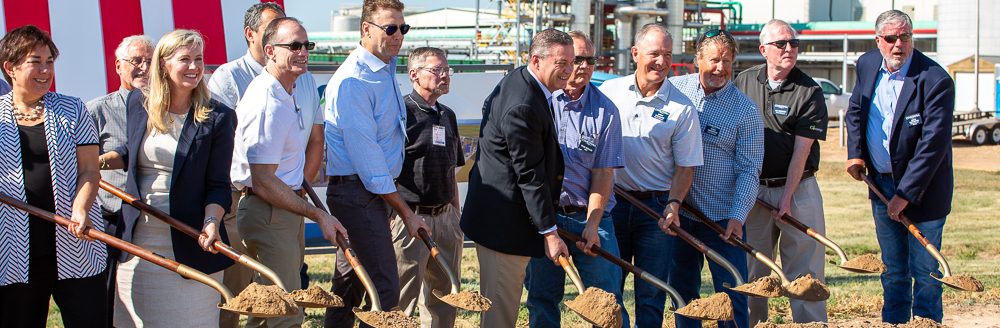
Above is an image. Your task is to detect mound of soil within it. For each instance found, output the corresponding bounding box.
[842,254,887,273]
[939,275,985,292]
[782,274,831,301]
[354,309,419,328]
[220,282,297,317]
[437,290,492,311]
[733,276,783,298]
[897,316,944,328]
[290,285,344,308]
[754,322,827,328]
[675,292,733,321]
[564,287,622,328]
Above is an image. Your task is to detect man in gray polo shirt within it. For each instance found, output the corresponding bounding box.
[735,19,829,324]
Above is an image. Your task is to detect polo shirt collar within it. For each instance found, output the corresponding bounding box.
[558,83,593,111]
[755,65,803,92]
[627,74,674,102]
[406,90,437,113]
[354,45,394,73]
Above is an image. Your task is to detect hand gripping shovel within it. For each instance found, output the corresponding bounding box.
[755,198,885,274]
[0,192,295,318]
[679,202,831,302]
[557,255,624,328]
[413,228,493,311]
[301,184,418,327]
[860,173,984,292]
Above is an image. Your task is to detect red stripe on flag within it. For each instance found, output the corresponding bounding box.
[3,0,56,91]
[171,0,228,66]
[98,0,144,93]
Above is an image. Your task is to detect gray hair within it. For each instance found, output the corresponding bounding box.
[114,35,152,60]
[244,2,285,31]
[875,10,912,35]
[759,19,797,44]
[408,47,447,71]
[528,29,573,58]
[567,30,594,52]
[634,23,672,46]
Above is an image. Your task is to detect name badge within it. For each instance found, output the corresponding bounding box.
[773,104,790,116]
[704,125,720,136]
[432,125,446,146]
[651,108,671,122]
[579,135,597,153]
[904,113,922,127]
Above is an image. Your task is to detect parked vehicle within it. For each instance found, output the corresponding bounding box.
[813,77,851,119]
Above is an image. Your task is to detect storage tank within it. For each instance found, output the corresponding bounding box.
[937,0,1000,67]
[331,14,361,33]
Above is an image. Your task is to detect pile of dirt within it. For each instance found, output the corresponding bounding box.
[896,316,944,328]
[220,282,297,317]
[754,322,827,328]
[289,285,344,308]
[732,275,782,298]
[841,254,887,273]
[564,287,622,328]
[354,309,419,328]
[939,275,985,292]
[437,290,492,311]
[782,274,830,301]
[675,292,733,321]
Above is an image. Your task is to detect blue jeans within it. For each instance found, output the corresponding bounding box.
[669,217,748,328]
[610,194,675,328]
[525,211,625,327]
[870,173,945,324]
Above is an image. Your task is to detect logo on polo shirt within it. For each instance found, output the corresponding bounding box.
[773,104,790,116]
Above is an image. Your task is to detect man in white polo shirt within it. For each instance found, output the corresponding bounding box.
[230,17,347,328]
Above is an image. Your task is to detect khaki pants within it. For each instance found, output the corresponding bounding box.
[746,177,827,324]
[475,244,530,328]
[238,194,306,328]
[391,205,464,328]
[220,191,252,328]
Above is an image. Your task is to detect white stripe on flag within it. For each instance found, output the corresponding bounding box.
[50,0,108,101]
[140,0,175,42]
[221,0,258,62]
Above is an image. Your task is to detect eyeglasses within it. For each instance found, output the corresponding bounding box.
[879,33,912,44]
[573,56,596,66]
[272,41,316,51]
[766,39,801,50]
[123,57,152,68]
[366,21,410,36]
[420,66,454,76]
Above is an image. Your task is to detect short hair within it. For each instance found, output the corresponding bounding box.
[0,25,59,85]
[114,35,153,60]
[408,47,447,71]
[261,17,304,47]
[567,30,594,53]
[875,10,913,35]
[696,29,738,60]
[634,23,672,46]
[361,0,405,26]
[528,29,573,58]
[759,19,797,44]
[244,2,285,31]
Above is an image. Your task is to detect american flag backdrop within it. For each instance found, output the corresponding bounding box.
[0,0,284,101]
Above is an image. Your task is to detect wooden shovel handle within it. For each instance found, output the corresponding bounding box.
[557,255,586,293]
[612,185,710,253]
[859,174,934,247]
[678,201,756,253]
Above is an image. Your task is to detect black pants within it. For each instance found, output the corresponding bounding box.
[103,211,122,327]
[0,216,108,327]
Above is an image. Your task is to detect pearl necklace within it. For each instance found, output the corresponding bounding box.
[13,99,45,121]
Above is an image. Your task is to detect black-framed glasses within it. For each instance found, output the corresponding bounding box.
[879,33,912,44]
[272,41,316,51]
[419,66,454,76]
[766,39,801,50]
[366,21,410,36]
[123,56,152,67]
[573,56,596,66]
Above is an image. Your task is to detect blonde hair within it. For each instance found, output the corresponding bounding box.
[145,29,212,133]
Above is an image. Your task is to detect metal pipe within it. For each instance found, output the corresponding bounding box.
[974,0,980,111]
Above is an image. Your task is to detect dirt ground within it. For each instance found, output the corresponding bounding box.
[827,304,1000,327]
[821,128,1000,172]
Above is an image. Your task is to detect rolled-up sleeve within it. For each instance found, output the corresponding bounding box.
[335,78,397,194]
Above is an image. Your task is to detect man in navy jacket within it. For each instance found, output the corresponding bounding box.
[845,10,955,324]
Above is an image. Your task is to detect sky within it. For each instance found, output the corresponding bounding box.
[286,0,488,32]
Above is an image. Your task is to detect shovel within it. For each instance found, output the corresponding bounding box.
[0,192,295,318]
[755,198,885,274]
[679,202,831,302]
[413,228,493,311]
[859,173,984,292]
[557,255,624,328]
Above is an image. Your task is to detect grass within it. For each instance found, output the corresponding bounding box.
[44,162,1000,326]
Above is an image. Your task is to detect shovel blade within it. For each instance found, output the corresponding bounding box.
[933,274,985,292]
[352,307,419,328]
[432,289,492,312]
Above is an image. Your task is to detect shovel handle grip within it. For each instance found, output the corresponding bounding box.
[678,202,755,253]
[418,228,461,294]
[557,255,587,293]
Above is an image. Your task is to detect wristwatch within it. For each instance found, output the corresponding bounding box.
[203,216,218,225]
[666,198,682,207]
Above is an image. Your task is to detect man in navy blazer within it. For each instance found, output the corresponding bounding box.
[845,10,955,324]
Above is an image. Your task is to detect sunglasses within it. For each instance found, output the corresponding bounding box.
[879,33,912,43]
[573,56,596,65]
[367,21,410,36]
[766,39,800,49]
[703,29,733,39]
[272,41,316,51]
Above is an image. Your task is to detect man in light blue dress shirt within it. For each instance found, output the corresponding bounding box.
[322,1,431,326]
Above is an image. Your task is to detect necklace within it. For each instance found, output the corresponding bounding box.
[13,99,45,121]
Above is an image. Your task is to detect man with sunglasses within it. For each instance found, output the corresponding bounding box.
[845,10,955,324]
[734,19,829,325]
[669,28,763,328]
[599,23,703,328]
[324,1,432,327]
[523,30,627,328]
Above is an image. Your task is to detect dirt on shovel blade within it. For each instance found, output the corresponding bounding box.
[564,287,622,328]
[675,292,733,321]
[437,290,492,311]
[732,275,782,298]
[939,275,985,292]
[220,282,298,317]
[781,274,830,301]
[289,285,344,308]
[841,253,887,273]
[353,308,419,328]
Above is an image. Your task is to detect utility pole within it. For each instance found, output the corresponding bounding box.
[973,0,981,111]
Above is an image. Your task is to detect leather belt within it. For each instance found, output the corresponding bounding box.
[556,205,588,215]
[242,187,304,197]
[624,189,669,200]
[411,204,449,216]
[329,175,361,184]
[759,170,815,188]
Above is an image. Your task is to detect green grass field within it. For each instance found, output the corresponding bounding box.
[45,162,1000,327]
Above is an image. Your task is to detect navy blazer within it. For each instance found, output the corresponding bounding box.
[845,49,955,222]
[119,90,236,273]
